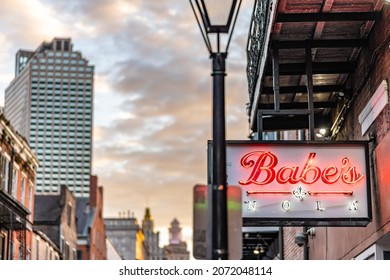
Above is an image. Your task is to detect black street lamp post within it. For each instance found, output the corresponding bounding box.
[190,0,242,260]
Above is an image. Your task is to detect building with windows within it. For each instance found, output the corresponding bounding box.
[31,229,60,260]
[34,185,78,260]
[163,218,189,260]
[142,208,164,260]
[76,175,106,260]
[4,38,94,197]
[106,237,122,260]
[0,114,39,260]
[105,214,147,260]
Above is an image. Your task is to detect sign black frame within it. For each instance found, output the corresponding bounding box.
[208,140,372,227]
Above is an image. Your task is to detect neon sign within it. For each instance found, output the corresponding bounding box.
[222,141,372,226]
[239,151,364,185]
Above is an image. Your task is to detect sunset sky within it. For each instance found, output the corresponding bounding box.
[0,0,253,247]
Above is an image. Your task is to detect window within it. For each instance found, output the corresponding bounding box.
[77,250,82,260]
[0,233,5,260]
[64,242,70,260]
[45,244,49,259]
[61,237,65,258]
[36,237,40,260]
[20,176,26,205]
[64,41,69,51]
[67,203,72,226]
[56,40,62,51]
[11,168,17,198]
[28,184,33,211]
[3,157,10,192]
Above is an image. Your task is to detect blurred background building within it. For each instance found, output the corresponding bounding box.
[163,218,190,260]
[142,208,164,260]
[76,175,107,260]
[104,212,147,260]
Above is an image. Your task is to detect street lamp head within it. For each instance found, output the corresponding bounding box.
[190,0,242,54]
[197,0,238,33]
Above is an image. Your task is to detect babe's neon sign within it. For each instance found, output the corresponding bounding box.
[223,141,371,226]
[238,151,364,186]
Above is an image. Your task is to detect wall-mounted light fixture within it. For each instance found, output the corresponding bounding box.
[253,245,265,255]
[337,91,345,100]
[315,128,327,139]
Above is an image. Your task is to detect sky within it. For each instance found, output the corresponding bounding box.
[0,0,253,248]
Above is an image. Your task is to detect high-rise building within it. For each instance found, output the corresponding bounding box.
[4,38,94,197]
[142,208,164,260]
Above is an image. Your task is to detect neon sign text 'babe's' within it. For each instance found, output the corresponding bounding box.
[238,151,364,186]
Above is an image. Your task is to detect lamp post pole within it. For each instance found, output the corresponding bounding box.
[211,52,228,260]
[189,0,242,260]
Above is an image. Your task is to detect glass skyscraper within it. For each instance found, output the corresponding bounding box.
[4,38,93,197]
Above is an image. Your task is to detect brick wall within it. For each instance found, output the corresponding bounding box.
[337,5,390,142]
[89,178,107,260]
[283,227,304,260]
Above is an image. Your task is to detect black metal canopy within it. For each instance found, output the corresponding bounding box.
[246,0,385,136]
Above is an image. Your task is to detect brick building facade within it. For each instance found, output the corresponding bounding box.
[76,175,107,260]
[31,229,60,260]
[34,185,78,260]
[0,114,38,260]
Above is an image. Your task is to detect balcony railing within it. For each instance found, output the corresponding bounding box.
[246,0,272,103]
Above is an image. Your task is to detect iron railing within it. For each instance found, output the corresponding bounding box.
[246,0,272,104]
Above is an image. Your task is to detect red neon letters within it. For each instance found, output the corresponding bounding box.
[239,151,364,186]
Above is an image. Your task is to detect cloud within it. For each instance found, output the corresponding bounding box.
[0,0,66,43]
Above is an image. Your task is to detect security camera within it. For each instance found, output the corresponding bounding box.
[294,233,308,247]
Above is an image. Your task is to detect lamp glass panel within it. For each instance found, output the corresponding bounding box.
[204,0,234,26]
